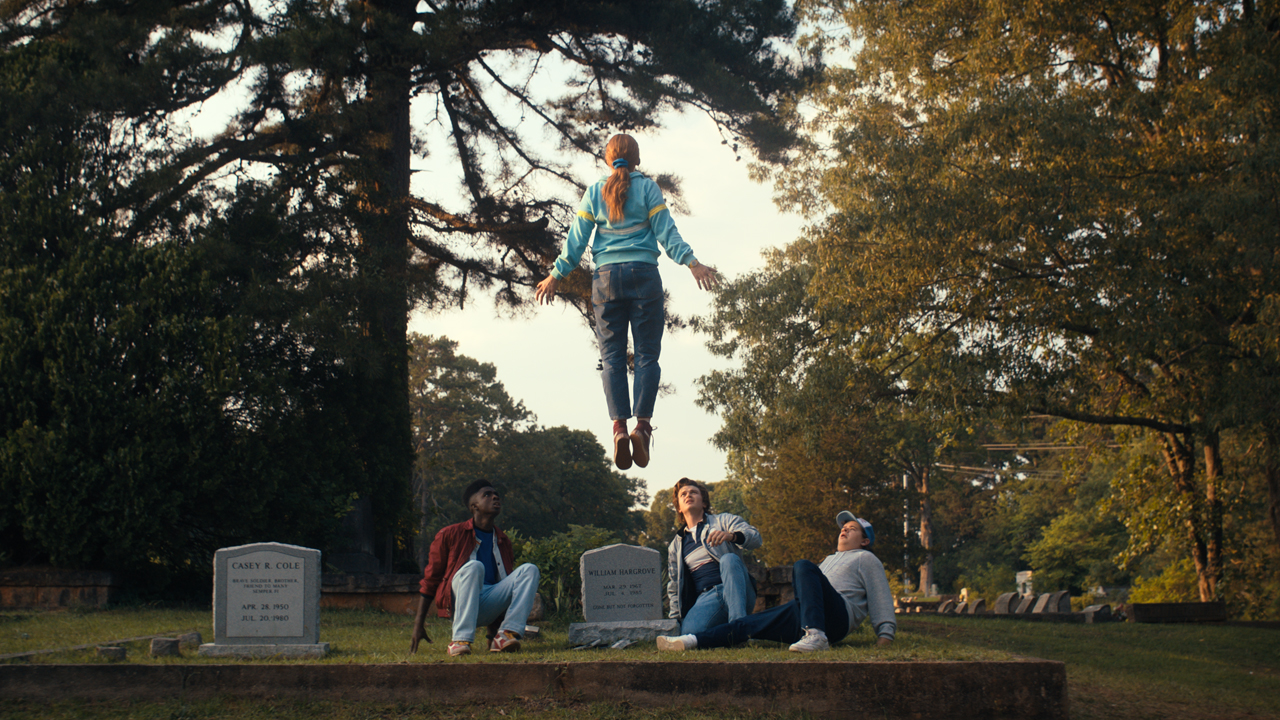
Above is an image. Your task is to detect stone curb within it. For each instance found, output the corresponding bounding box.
[0,660,1066,719]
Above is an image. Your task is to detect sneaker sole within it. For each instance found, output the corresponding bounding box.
[630,432,649,468]
[788,643,829,653]
[614,434,632,470]
[490,641,520,653]
[656,637,686,652]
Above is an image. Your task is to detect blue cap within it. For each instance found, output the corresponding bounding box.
[836,511,874,546]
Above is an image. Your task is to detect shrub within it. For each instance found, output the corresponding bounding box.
[513,525,619,618]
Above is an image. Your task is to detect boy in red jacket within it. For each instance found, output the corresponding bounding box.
[410,480,541,656]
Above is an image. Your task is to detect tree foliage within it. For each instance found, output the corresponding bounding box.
[764,0,1280,600]
[0,37,370,585]
[1,0,803,575]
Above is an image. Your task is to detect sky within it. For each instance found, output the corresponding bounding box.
[408,111,804,502]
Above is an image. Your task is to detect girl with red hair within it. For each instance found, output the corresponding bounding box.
[536,134,719,470]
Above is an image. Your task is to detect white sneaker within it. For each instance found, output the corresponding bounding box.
[788,628,830,653]
[656,635,694,652]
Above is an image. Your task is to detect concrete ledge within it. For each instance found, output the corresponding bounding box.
[0,568,119,610]
[197,643,329,658]
[0,660,1066,719]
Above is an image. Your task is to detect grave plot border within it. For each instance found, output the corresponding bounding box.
[0,660,1067,720]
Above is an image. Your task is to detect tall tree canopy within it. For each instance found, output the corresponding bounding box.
[1,0,802,576]
[753,0,1280,600]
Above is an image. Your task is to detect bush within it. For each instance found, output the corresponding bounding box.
[1129,557,1199,603]
[512,525,619,618]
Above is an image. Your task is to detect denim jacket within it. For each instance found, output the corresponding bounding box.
[665,512,761,619]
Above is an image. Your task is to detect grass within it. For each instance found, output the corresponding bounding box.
[901,616,1280,720]
[2,607,1278,719]
[0,606,998,664]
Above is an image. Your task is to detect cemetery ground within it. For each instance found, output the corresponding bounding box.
[1,608,1277,719]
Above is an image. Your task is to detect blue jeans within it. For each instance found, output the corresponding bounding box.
[679,553,756,634]
[694,559,849,649]
[449,560,541,642]
[592,262,663,420]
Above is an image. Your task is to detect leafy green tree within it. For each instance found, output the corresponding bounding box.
[772,0,1280,600]
[0,38,370,585]
[3,0,803,570]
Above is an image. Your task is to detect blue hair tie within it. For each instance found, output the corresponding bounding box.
[612,158,629,169]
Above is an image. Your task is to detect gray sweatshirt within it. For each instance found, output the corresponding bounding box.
[818,548,897,640]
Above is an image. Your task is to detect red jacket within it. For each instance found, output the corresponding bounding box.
[418,519,515,616]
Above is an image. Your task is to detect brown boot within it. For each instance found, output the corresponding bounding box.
[630,420,653,468]
[613,419,632,470]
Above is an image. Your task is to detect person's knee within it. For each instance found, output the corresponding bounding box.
[720,553,747,578]
[515,563,540,582]
[454,560,483,581]
[793,559,819,576]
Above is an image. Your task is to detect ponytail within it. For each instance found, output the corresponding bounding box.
[602,134,640,223]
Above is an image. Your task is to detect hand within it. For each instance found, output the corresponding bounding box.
[690,263,720,291]
[876,637,893,647]
[705,529,736,547]
[410,622,432,653]
[535,276,559,304]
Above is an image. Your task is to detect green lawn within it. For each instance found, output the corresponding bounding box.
[901,616,1280,720]
[0,607,1000,664]
[2,608,1278,719]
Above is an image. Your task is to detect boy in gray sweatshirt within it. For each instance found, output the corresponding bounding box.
[657,511,895,653]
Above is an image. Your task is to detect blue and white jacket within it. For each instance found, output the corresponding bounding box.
[665,512,761,620]
[550,172,697,279]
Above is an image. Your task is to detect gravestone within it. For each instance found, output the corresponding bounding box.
[1031,593,1054,613]
[150,638,180,657]
[1015,570,1033,596]
[1014,594,1036,614]
[1047,590,1071,613]
[967,598,986,614]
[198,542,329,658]
[954,601,969,614]
[581,544,662,621]
[568,544,677,647]
[1082,604,1112,623]
[994,592,1018,615]
[1128,601,1226,623]
[937,599,956,614]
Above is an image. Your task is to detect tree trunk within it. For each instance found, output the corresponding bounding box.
[1157,431,1215,601]
[1265,428,1280,550]
[918,465,934,595]
[1202,432,1225,600]
[347,0,417,572]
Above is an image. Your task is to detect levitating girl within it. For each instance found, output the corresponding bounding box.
[536,134,719,470]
